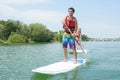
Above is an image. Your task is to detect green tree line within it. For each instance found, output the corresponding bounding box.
[0,19,54,43]
[0,19,90,44]
[54,30,90,42]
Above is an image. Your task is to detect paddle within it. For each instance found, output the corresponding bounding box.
[64,24,87,54]
[78,43,87,54]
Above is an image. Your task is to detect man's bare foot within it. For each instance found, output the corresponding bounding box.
[73,61,77,64]
[63,59,68,62]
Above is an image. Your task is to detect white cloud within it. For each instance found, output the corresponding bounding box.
[0,4,17,16]
[0,4,65,31]
[0,0,49,4]
[22,10,64,23]
[0,0,65,31]
[0,4,64,22]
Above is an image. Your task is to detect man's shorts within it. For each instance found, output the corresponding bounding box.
[62,34,76,49]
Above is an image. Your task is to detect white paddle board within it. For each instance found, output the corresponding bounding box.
[32,58,86,75]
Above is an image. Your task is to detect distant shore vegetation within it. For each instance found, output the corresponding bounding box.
[1,19,113,44]
[0,19,55,44]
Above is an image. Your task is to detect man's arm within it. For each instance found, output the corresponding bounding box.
[61,17,66,24]
[75,19,78,32]
[80,33,82,42]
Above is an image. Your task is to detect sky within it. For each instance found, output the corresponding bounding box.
[0,0,120,38]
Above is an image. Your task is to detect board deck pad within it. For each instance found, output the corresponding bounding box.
[32,58,86,75]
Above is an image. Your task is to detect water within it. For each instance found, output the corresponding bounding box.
[0,42,120,80]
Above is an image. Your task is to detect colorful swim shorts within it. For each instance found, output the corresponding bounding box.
[62,34,76,49]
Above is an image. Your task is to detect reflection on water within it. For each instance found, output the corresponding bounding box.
[31,63,91,80]
[31,73,53,80]
[31,68,79,80]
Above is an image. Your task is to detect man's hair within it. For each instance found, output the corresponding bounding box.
[68,7,75,13]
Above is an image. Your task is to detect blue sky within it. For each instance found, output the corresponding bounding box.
[0,0,120,38]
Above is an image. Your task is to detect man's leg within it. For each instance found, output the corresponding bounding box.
[63,48,68,62]
[72,48,77,64]
[62,35,68,62]
[70,37,77,64]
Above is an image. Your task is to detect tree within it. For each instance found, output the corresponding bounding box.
[16,23,31,39]
[29,23,54,42]
[3,20,21,40]
[0,24,5,40]
[53,30,63,42]
[82,34,89,41]
[8,34,28,43]
[0,20,6,25]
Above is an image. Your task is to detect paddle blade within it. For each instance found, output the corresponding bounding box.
[77,49,88,53]
[76,50,83,53]
[84,49,87,53]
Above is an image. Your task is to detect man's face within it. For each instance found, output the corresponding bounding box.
[68,9,74,16]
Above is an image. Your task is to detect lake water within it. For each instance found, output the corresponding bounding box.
[0,42,120,80]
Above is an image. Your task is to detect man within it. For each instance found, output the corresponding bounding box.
[61,7,78,64]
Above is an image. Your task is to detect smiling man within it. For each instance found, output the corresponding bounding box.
[61,7,78,64]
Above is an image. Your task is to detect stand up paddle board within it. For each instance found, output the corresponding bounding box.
[32,58,86,75]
